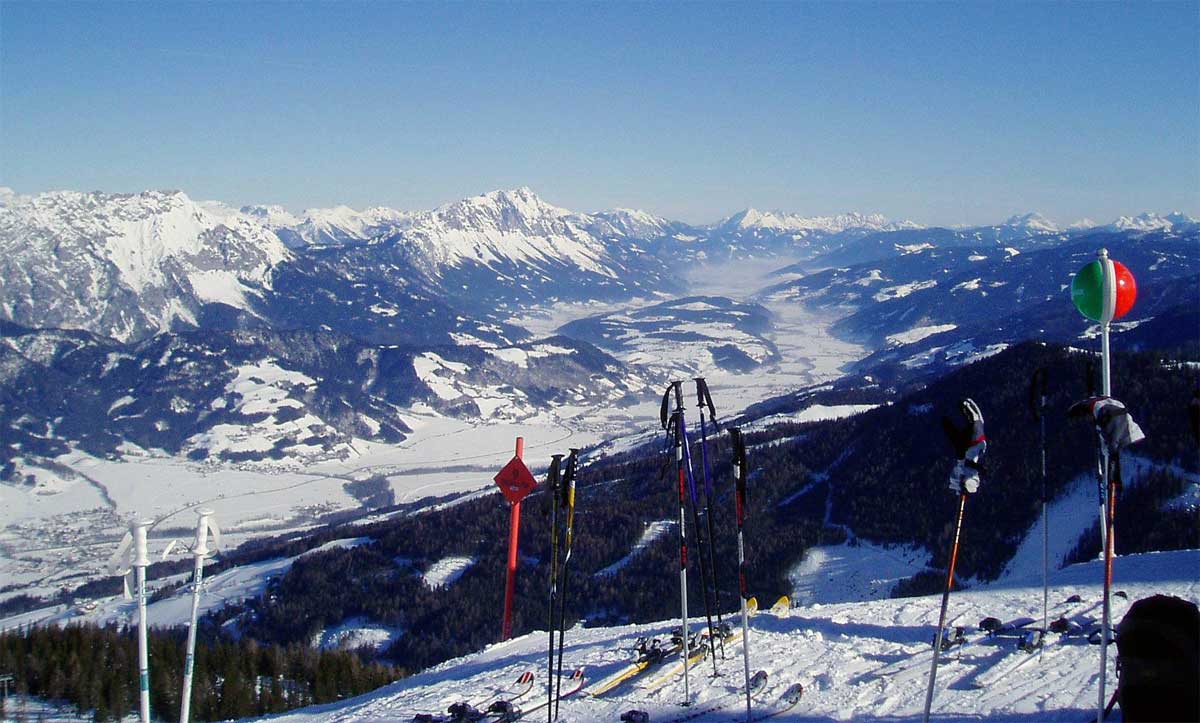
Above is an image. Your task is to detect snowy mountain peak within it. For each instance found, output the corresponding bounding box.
[587,207,676,238]
[240,204,301,228]
[442,187,573,226]
[394,188,615,276]
[719,208,919,235]
[1000,212,1059,233]
[1107,211,1199,233]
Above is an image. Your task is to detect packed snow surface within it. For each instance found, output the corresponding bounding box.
[252,549,1199,723]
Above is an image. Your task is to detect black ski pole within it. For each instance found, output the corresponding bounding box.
[695,379,726,641]
[730,427,753,723]
[553,449,579,720]
[661,383,691,706]
[922,491,968,723]
[1030,368,1048,645]
[544,454,563,723]
[676,383,721,677]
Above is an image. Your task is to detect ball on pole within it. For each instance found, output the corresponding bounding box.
[1071,251,1137,323]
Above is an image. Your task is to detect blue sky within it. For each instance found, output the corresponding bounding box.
[1,1,1196,225]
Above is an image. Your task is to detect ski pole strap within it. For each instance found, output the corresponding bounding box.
[660,385,673,430]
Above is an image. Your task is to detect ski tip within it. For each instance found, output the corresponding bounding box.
[749,669,769,690]
[780,682,804,704]
[746,596,759,613]
[770,595,790,613]
[517,670,534,684]
[571,667,584,680]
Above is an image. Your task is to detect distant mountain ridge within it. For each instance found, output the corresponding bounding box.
[2,185,1195,346]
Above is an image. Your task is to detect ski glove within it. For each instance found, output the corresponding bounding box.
[943,398,986,495]
[1068,396,1146,455]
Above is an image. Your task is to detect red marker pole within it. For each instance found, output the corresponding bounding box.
[502,437,524,640]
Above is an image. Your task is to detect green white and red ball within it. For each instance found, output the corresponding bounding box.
[1072,253,1137,323]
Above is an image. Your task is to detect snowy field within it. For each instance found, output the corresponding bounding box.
[1,537,370,633]
[248,548,1200,723]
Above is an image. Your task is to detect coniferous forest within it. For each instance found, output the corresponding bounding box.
[0,623,401,722]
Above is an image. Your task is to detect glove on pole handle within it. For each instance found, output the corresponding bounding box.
[923,492,968,723]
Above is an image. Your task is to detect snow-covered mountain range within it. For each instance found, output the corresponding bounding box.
[3,184,1195,344]
[1,184,1196,473]
[0,189,290,342]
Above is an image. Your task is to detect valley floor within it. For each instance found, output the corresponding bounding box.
[250,549,1198,723]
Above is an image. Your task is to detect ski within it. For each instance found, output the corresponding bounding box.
[491,669,585,722]
[768,595,789,615]
[749,682,804,722]
[587,634,685,697]
[413,672,537,723]
[971,599,1110,690]
[641,625,742,693]
[625,670,769,723]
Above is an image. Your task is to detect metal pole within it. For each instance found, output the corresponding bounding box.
[730,428,753,722]
[553,450,579,720]
[667,382,692,706]
[923,493,967,723]
[681,412,720,677]
[1097,450,1115,723]
[1040,407,1049,645]
[134,521,151,723]
[545,454,562,723]
[180,510,214,723]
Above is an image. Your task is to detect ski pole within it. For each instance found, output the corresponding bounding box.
[730,427,753,723]
[544,454,563,723]
[695,379,726,640]
[1097,447,1118,723]
[661,382,691,706]
[923,491,968,723]
[181,510,220,723]
[1030,368,1048,646]
[677,384,721,677]
[554,449,579,720]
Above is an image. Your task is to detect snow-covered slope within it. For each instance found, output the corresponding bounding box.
[250,548,1198,723]
[0,190,291,341]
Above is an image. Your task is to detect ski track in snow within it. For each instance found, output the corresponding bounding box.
[251,549,1199,723]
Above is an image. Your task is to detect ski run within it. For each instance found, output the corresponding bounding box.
[254,548,1197,723]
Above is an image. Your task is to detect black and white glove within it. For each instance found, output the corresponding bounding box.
[943,398,986,495]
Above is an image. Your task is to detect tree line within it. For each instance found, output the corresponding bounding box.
[0,623,401,722]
